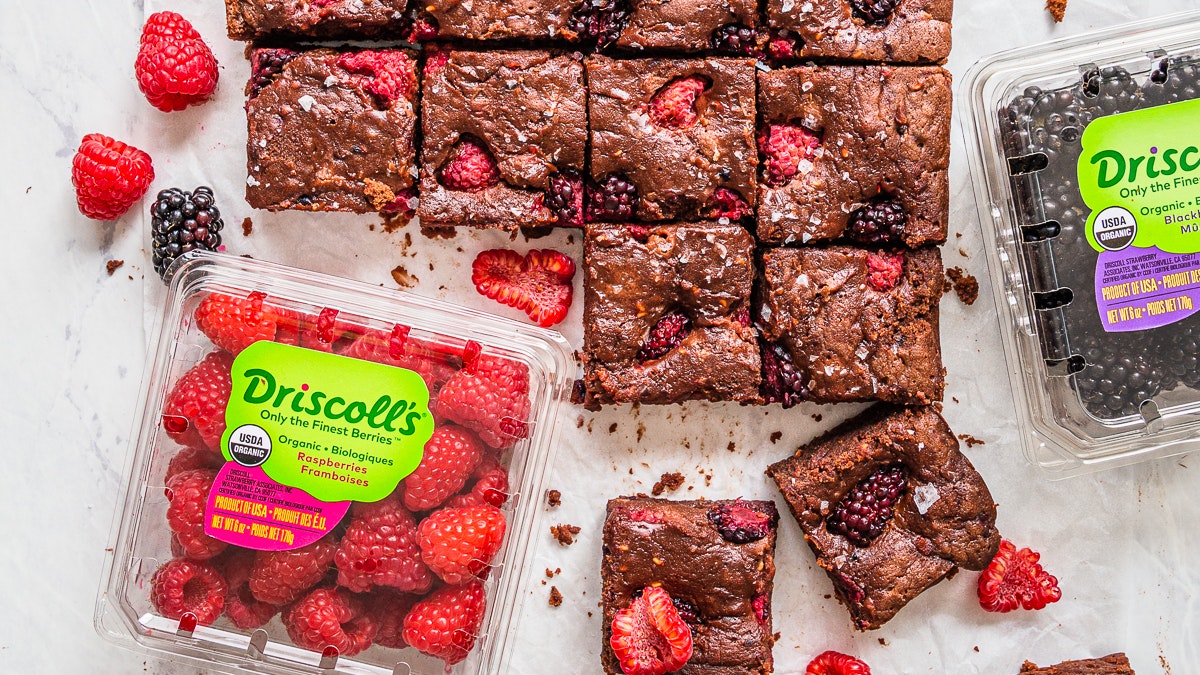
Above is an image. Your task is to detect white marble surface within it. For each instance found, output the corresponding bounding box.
[2,0,1200,673]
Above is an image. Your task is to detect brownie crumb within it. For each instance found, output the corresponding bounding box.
[769,431,783,444]
[545,567,561,578]
[105,259,124,276]
[575,416,585,429]
[570,379,586,405]
[636,422,646,442]
[952,396,960,404]
[879,638,888,646]
[973,646,980,653]
[1047,0,1066,22]
[651,472,685,496]
[241,217,253,236]
[551,523,582,546]
[812,414,823,422]
[958,434,986,448]
[421,224,457,239]
[727,441,736,452]
[608,423,618,434]
[547,489,562,508]
[946,267,980,305]
[548,586,563,606]
[391,265,418,288]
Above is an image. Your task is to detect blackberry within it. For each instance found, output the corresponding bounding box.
[850,0,900,26]
[1076,66,1143,116]
[1143,60,1200,105]
[1156,316,1200,389]
[670,596,701,625]
[711,23,759,56]
[1072,333,1167,419]
[567,0,629,48]
[586,174,638,222]
[637,312,690,362]
[825,465,906,547]
[760,341,808,408]
[151,186,224,281]
[249,48,298,99]
[706,499,776,544]
[846,199,906,245]
[545,169,584,226]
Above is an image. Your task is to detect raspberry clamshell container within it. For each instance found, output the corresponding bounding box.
[964,10,1200,476]
[96,252,573,674]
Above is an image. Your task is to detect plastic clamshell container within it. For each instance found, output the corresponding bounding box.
[96,252,573,674]
[964,10,1200,476]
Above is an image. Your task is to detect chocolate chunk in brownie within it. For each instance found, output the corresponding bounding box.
[756,66,951,247]
[583,222,760,406]
[245,47,418,214]
[1020,654,1134,674]
[759,246,945,405]
[602,497,778,675]
[418,51,588,229]
[766,405,1000,630]
[587,57,758,222]
[765,0,953,64]
[225,0,407,39]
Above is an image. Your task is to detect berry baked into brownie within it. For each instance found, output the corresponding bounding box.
[766,405,1000,630]
[765,0,953,64]
[602,497,778,675]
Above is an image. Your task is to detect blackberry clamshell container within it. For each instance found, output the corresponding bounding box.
[964,10,1200,476]
[96,252,573,673]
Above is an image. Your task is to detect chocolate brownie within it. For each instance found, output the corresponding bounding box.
[417,50,588,229]
[766,405,1000,630]
[245,47,418,214]
[614,0,758,52]
[759,246,945,406]
[602,497,778,675]
[587,57,758,223]
[583,222,760,406]
[225,0,407,40]
[1020,654,1135,674]
[419,0,574,41]
[765,0,953,64]
[756,66,951,247]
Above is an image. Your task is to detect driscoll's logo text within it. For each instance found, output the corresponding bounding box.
[241,368,424,435]
[1091,146,1200,189]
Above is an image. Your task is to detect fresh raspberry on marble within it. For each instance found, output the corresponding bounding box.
[335,495,433,594]
[437,343,532,449]
[150,558,228,626]
[866,252,905,292]
[706,499,776,544]
[805,650,872,675]
[367,589,420,649]
[221,550,280,629]
[283,587,379,657]
[402,425,485,511]
[471,248,576,328]
[439,136,500,191]
[609,586,693,675]
[194,292,290,355]
[249,535,338,605]
[135,11,219,112]
[649,76,710,129]
[402,581,488,665]
[337,50,417,107]
[978,540,1062,613]
[418,504,507,585]
[165,469,227,560]
[162,350,233,452]
[71,133,155,220]
[758,123,820,187]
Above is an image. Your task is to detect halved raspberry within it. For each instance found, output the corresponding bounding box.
[825,466,906,546]
[610,586,693,675]
[248,48,298,98]
[193,291,288,355]
[150,558,227,626]
[706,499,777,544]
[337,50,417,107]
[707,187,750,221]
[165,469,227,560]
[221,550,280,629]
[471,248,577,328]
[403,581,488,665]
[758,123,820,187]
[866,252,905,292]
[649,76,710,129]
[850,0,900,26]
[283,587,378,657]
[567,0,630,47]
[402,425,485,511]
[586,174,639,222]
[805,650,872,675]
[711,23,760,56]
[978,540,1062,613]
[847,199,906,245]
[439,135,500,191]
[760,341,809,408]
[437,345,532,449]
[418,504,507,585]
[162,350,233,452]
[335,494,432,594]
[637,313,691,362]
[249,535,338,605]
[546,169,585,226]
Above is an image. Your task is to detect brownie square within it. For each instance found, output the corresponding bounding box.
[602,497,778,675]
[245,48,418,214]
[766,405,1001,630]
[759,246,945,405]
[587,57,758,222]
[225,0,407,39]
[418,50,588,229]
[583,222,760,406]
[1020,654,1135,675]
[765,0,953,64]
[756,66,951,247]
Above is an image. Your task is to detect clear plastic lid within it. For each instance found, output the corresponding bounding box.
[96,252,573,673]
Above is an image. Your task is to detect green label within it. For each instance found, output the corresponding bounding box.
[220,341,434,503]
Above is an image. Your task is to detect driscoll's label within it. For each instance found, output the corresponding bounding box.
[1080,98,1200,332]
[204,341,434,550]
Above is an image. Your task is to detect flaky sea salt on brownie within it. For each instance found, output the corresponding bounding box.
[767,405,1000,630]
[245,48,418,215]
[417,50,588,230]
[225,0,407,40]
[759,246,945,406]
[756,65,951,247]
[583,222,760,407]
[765,0,953,64]
[1019,654,1135,674]
[602,497,778,675]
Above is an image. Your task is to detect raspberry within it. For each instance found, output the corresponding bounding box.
[707,187,750,221]
[637,313,691,362]
[439,136,500,191]
[846,200,906,245]
[805,650,873,675]
[423,45,451,74]
[850,0,900,26]
[248,48,298,99]
[447,455,511,508]
[766,32,799,60]
[418,504,507,585]
[546,169,585,226]
[193,292,286,355]
[335,495,432,594]
[752,594,769,624]
[163,350,233,452]
[165,469,227,560]
[760,341,809,408]
[627,224,652,242]
[758,123,820,187]
[706,499,776,544]
[164,444,223,483]
[150,186,225,280]
[648,76,710,129]
[567,0,630,47]
[249,535,338,605]
[405,9,441,41]
[471,248,577,328]
[866,252,905,292]
[402,581,488,665]
[342,327,460,394]
[135,11,219,112]
[609,586,693,675]
[296,307,361,353]
[221,550,280,629]
[587,174,639,222]
[402,425,485,511]
[437,346,532,449]
[283,587,378,657]
[711,23,760,56]
[978,540,1062,613]
[150,558,227,626]
[71,133,155,220]
[337,50,417,107]
[367,589,419,649]
[825,466,906,546]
